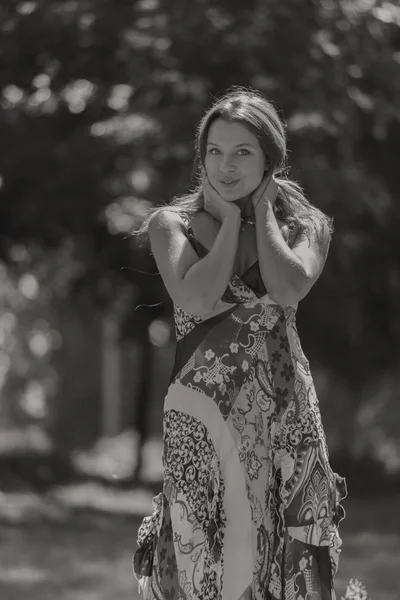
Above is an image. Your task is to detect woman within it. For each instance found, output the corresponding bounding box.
[133,88,347,600]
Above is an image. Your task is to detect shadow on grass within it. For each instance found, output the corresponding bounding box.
[1,482,399,600]
[1,446,400,600]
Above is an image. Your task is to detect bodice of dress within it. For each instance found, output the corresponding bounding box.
[185,224,268,298]
[180,212,299,299]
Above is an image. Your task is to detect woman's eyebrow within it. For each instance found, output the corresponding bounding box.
[206,142,256,148]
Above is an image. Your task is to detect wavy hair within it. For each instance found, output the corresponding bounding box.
[135,87,333,244]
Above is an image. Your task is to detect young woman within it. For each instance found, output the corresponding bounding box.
[133,88,347,600]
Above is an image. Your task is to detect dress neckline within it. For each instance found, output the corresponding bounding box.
[193,237,259,282]
[181,213,266,297]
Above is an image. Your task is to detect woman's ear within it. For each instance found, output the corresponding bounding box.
[264,158,271,172]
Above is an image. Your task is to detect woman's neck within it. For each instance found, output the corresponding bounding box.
[235,195,254,219]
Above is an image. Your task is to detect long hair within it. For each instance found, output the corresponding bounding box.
[135,87,333,243]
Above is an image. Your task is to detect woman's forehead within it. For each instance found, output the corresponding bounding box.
[206,118,260,147]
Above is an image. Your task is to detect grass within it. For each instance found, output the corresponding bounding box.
[0,484,399,600]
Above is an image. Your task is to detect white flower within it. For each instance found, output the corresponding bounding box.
[242,359,249,372]
[229,342,239,353]
[342,578,369,600]
[299,557,307,571]
[219,383,227,394]
[205,349,215,361]
[193,371,203,382]
[215,373,223,384]
[250,321,260,332]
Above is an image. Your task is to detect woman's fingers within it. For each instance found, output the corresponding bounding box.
[267,177,279,205]
[253,172,278,207]
[252,172,271,206]
[204,176,222,198]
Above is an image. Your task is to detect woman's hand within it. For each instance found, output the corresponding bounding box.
[203,177,241,222]
[251,171,279,210]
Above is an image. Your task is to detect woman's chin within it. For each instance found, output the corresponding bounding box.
[220,189,248,202]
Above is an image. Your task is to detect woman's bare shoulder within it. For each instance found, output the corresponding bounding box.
[147,208,186,238]
[190,211,218,248]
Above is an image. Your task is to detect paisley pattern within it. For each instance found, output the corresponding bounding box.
[133,220,347,600]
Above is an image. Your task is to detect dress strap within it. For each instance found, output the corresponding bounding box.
[179,213,208,258]
[179,213,193,236]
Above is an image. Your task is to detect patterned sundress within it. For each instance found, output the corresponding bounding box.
[133,215,347,600]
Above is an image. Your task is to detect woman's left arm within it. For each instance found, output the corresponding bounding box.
[253,176,331,306]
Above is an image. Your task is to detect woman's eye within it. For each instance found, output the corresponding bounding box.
[208,148,250,156]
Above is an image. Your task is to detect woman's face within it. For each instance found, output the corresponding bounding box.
[204,118,267,202]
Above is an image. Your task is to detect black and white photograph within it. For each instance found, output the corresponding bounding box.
[0,1,399,599]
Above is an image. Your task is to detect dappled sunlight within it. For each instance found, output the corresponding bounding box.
[19,381,47,419]
[52,483,154,516]
[0,425,51,454]
[18,273,40,301]
[107,84,134,112]
[0,565,48,585]
[62,79,96,114]
[0,491,398,600]
[72,431,163,483]
[90,114,161,144]
[104,196,152,235]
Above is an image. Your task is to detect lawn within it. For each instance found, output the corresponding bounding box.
[0,484,399,600]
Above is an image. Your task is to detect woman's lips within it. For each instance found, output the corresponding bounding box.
[219,179,240,187]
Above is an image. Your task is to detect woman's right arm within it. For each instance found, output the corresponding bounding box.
[148,209,241,317]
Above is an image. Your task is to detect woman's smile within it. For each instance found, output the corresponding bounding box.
[218,178,241,188]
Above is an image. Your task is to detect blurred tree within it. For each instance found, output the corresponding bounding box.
[0,0,399,469]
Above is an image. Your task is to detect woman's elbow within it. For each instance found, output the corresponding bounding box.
[268,276,312,306]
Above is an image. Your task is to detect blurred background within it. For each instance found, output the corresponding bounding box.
[0,0,399,599]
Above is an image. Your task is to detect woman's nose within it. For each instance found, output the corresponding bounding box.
[219,157,236,173]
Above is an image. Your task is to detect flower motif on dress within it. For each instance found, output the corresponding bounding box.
[254,411,265,445]
[229,342,239,354]
[279,335,290,352]
[299,557,308,571]
[166,554,177,579]
[164,519,173,542]
[242,359,250,372]
[249,492,263,524]
[270,326,279,340]
[271,350,282,363]
[174,305,203,340]
[247,451,262,480]
[193,371,203,383]
[231,409,246,434]
[275,386,289,411]
[205,349,215,361]
[179,571,193,599]
[218,382,227,394]
[288,428,303,446]
[280,362,295,382]
[238,435,251,462]
[250,320,260,332]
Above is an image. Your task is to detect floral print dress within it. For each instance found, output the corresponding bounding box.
[133,215,347,600]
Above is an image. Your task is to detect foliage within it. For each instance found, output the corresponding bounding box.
[0,0,399,459]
